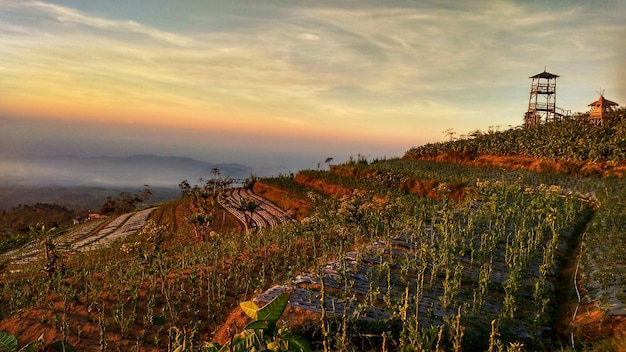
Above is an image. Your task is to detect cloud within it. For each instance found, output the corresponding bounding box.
[1,0,624,152]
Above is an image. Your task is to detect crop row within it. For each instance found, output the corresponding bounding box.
[217,188,293,229]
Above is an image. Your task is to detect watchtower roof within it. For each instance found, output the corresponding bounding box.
[588,95,618,107]
[529,70,559,79]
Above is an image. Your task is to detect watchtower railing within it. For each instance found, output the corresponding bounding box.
[529,102,555,112]
[530,82,556,94]
[554,106,571,118]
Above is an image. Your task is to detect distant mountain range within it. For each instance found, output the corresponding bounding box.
[0,154,255,187]
[0,154,257,210]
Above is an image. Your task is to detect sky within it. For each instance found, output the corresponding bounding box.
[1,0,625,176]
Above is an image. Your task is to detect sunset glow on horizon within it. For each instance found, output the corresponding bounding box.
[2,0,625,173]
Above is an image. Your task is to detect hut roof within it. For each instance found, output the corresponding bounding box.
[529,70,559,79]
[588,95,619,107]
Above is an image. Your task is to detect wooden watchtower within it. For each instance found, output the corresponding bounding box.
[588,94,618,126]
[524,70,570,128]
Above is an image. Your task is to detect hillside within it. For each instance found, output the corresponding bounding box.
[1,120,626,350]
[405,111,626,175]
[0,204,76,255]
[0,204,75,234]
[400,117,626,349]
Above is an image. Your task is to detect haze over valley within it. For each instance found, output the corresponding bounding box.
[0,154,259,210]
[1,154,256,187]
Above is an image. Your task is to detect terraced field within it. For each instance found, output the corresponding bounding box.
[1,188,292,271]
[218,188,294,230]
[0,207,156,268]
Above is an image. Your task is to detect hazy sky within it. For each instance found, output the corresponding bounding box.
[1,0,625,172]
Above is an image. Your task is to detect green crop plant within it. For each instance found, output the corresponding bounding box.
[205,292,312,352]
[0,331,75,352]
[28,223,62,276]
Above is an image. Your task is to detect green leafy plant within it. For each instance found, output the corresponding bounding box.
[28,223,60,275]
[185,212,213,241]
[0,331,18,352]
[206,292,312,352]
[0,331,75,352]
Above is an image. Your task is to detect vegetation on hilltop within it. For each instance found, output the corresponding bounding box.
[0,204,75,235]
[405,109,626,165]
[99,186,153,215]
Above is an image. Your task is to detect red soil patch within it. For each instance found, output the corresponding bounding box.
[569,303,626,350]
[400,178,474,203]
[150,197,243,240]
[212,307,250,345]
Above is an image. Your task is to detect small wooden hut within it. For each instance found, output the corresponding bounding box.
[588,94,619,126]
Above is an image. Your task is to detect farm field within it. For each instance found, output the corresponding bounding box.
[217,188,294,230]
[0,187,293,269]
[1,152,625,350]
[0,207,157,268]
[245,162,612,350]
